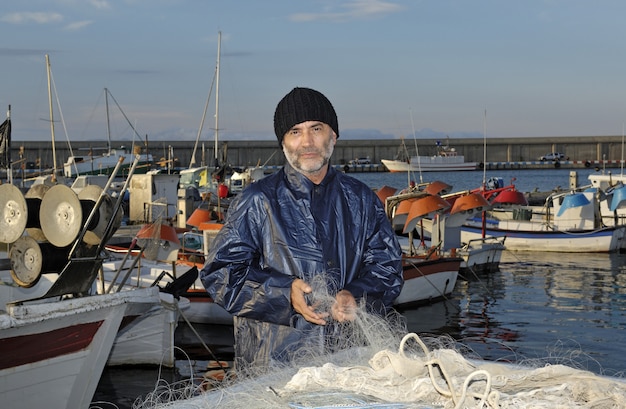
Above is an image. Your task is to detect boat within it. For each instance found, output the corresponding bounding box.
[103,218,234,327]
[0,108,189,371]
[461,189,626,252]
[382,190,462,308]
[179,31,232,203]
[99,256,195,367]
[440,177,527,274]
[588,170,626,191]
[381,138,478,172]
[63,145,153,177]
[0,153,168,407]
[394,254,461,308]
[379,176,524,275]
[63,88,153,178]
[0,281,160,409]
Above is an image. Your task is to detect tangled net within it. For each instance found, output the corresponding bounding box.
[132,275,626,409]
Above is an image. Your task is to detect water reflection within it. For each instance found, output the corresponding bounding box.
[400,251,626,375]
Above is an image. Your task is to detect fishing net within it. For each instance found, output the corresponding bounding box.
[132,275,626,409]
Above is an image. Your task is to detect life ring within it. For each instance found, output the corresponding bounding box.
[584,160,591,168]
[478,162,484,169]
[343,165,350,173]
[554,160,560,168]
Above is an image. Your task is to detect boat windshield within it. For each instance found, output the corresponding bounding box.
[179,167,208,189]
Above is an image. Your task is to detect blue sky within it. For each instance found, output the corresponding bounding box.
[3,0,626,144]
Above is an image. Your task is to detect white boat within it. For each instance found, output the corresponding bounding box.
[382,190,461,308]
[461,189,626,252]
[0,281,159,409]
[588,170,626,190]
[103,232,234,327]
[64,146,153,178]
[97,264,189,367]
[394,254,460,308]
[382,140,477,172]
[229,165,267,193]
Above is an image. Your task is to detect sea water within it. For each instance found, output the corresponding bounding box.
[92,168,626,408]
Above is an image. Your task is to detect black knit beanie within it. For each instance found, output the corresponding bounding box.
[274,87,339,145]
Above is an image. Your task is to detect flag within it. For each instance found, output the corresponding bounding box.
[0,118,11,168]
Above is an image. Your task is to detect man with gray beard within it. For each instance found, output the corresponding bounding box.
[200,87,403,372]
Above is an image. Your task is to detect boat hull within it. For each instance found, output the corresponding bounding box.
[0,288,156,409]
[394,256,461,308]
[381,158,478,172]
[458,237,506,274]
[461,223,626,253]
[106,291,183,367]
[63,151,153,178]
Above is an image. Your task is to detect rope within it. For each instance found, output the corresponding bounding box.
[398,333,498,409]
[175,301,227,370]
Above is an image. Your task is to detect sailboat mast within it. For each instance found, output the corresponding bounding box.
[214,31,221,168]
[46,54,58,178]
[482,109,487,188]
[105,88,112,155]
[409,108,422,183]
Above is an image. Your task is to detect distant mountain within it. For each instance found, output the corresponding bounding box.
[122,126,484,142]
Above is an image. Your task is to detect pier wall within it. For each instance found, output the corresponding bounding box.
[9,135,626,171]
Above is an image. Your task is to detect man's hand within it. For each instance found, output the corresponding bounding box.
[331,290,357,322]
[291,278,329,325]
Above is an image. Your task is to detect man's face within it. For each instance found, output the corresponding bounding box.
[282,121,336,181]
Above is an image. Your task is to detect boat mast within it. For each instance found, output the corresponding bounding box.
[482,109,487,188]
[105,88,112,155]
[189,71,216,168]
[213,31,221,168]
[45,54,58,180]
[409,108,423,183]
[619,123,624,176]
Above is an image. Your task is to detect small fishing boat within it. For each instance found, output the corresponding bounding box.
[461,189,626,252]
[382,190,461,308]
[379,177,524,275]
[0,282,160,409]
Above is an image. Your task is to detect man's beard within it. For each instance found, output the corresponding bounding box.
[283,140,334,175]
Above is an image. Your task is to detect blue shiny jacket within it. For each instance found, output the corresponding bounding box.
[200,163,403,367]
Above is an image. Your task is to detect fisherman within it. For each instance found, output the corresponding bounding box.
[200,87,403,371]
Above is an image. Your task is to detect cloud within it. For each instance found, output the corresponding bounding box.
[64,20,93,30]
[1,12,63,24]
[89,0,111,10]
[289,0,403,22]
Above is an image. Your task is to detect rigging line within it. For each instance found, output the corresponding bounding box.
[176,302,225,368]
[262,149,278,167]
[105,89,145,143]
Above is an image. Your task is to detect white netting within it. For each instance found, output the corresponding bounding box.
[130,275,626,409]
